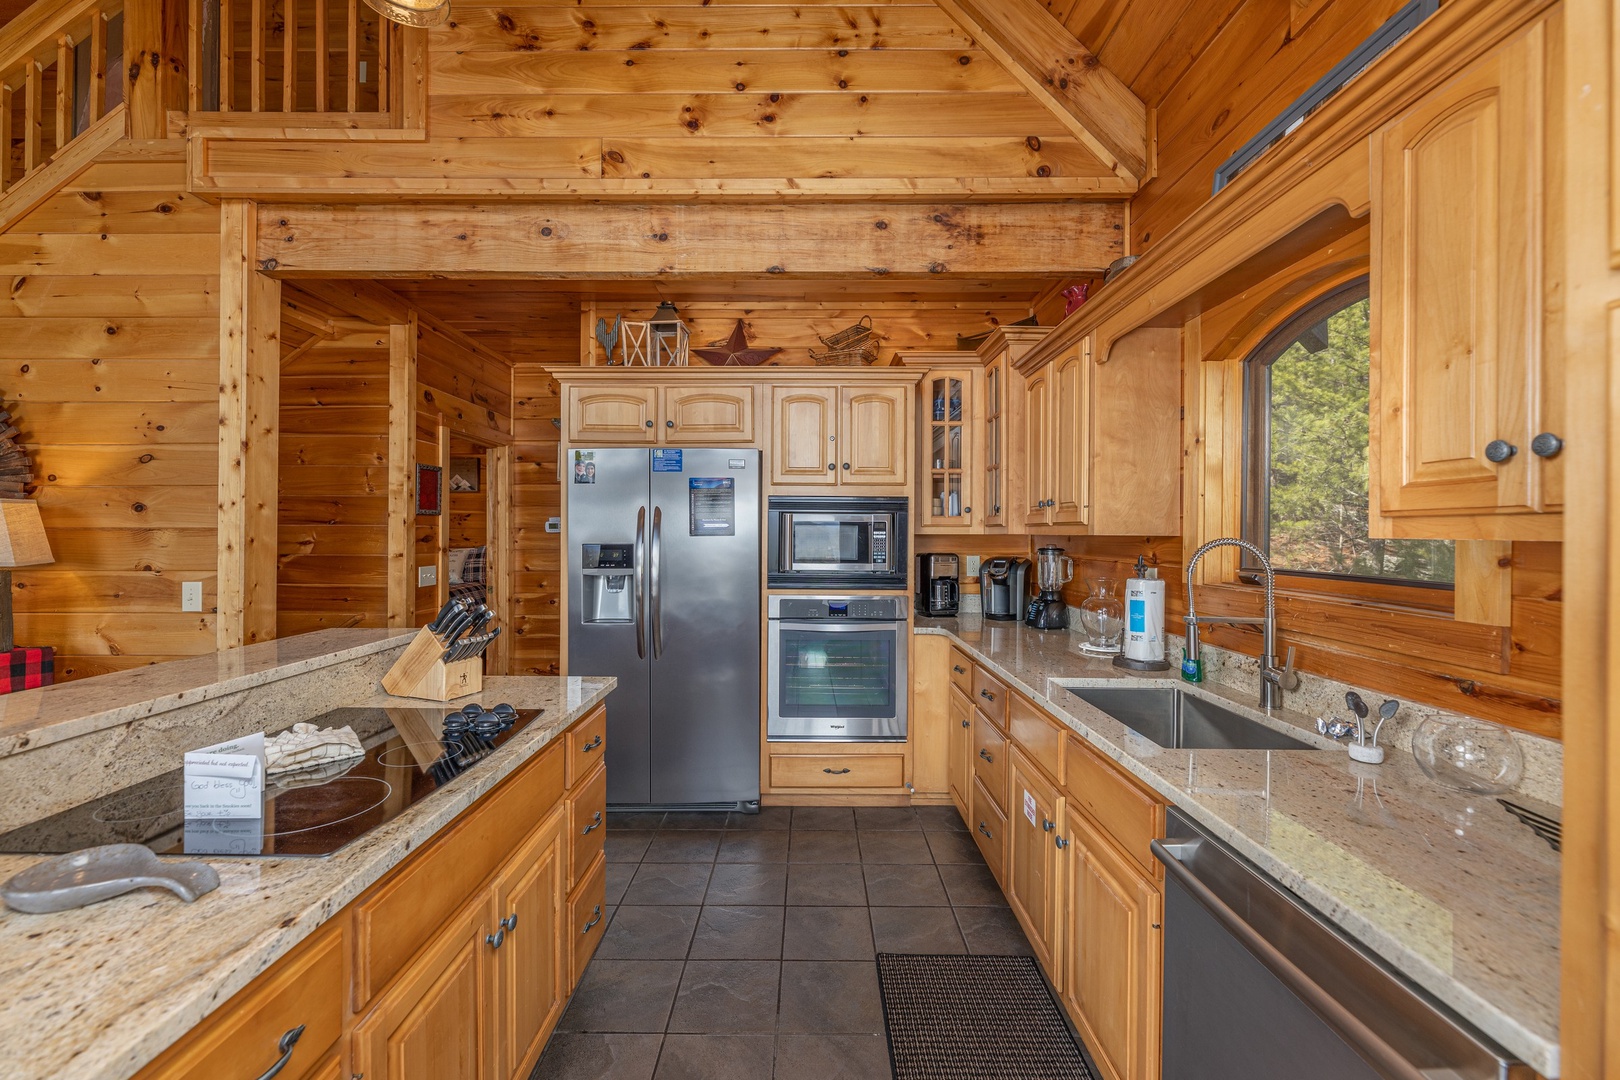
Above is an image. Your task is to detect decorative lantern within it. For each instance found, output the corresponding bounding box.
[648,301,690,367]
[362,0,451,27]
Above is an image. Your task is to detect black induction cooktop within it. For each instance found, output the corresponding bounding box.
[0,704,543,858]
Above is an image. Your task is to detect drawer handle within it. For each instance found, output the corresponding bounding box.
[582,811,603,835]
[980,689,995,702]
[255,1025,304,1080]
[823,767,852,775]
[486,927,506,950]
[979,748,993,763]
[501,912,519,933]
[582,734,603,752]
[1054,835,1069,850]
[977,822,994,840]
[953,665,967,674]
[582,905,603,934]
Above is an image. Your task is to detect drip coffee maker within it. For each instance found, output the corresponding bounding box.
[1026,545,1073,630]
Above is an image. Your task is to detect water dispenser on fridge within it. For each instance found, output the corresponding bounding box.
[580,543,635,623]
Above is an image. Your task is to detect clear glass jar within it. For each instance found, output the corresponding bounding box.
[1078,577,1124,655]
[1410,715,1525,794]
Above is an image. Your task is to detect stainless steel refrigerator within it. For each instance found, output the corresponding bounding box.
[566,447,761,810]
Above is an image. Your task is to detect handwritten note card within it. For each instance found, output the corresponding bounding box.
[184,732,266,819]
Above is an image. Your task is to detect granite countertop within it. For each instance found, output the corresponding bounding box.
[0,674,615,1080]
[918,616,1560,1077]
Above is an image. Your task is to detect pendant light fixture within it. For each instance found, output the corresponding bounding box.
[363,0,450,28]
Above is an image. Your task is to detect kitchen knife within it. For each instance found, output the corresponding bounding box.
[427,599,460,635]
[467,605,496,636]
[440,608,476,649]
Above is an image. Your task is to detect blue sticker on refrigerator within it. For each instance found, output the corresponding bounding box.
[652,449,683,472]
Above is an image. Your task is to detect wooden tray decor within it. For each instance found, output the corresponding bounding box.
[810,315,879,366]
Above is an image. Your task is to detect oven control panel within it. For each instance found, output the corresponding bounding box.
[769,596,907,621]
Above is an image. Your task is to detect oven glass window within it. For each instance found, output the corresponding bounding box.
[776,629,895,717]
[792,520,868,565]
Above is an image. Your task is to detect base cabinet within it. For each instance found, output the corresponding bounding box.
[494,804,570,1080]
[1007,747,1065,985]
[947,685,973,818]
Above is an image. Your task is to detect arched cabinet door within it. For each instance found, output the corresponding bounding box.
[770,386,839,486]
[566,387,658,444]
[840,384,910,487]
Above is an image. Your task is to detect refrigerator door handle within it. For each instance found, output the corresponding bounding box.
[634,505,647,660]
[651,505,664,659]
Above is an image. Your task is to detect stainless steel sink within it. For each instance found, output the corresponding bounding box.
[1065,686,1314,750]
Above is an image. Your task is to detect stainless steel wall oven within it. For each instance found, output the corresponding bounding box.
[767,596,908,741]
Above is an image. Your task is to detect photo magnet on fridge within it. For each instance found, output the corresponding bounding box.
[573,450,596,484]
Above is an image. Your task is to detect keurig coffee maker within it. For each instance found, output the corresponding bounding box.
[980,557,1028,621]
[1026,545,1074,630]
[917,553,960,617]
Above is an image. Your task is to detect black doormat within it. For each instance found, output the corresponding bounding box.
[876,953,1096,1080]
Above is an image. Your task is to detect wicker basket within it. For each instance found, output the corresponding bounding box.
[810,315,879,366]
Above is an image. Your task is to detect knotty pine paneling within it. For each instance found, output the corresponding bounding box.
[511,359,567,677]
[7,165,220,680]
[277,341,392,636]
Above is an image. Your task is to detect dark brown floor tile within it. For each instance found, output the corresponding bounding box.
[606,830,656,863]
[604,861,635,906]
[557,960,684,1032]
[937,862,1009,907]
[652,1035,776,1080]
[667,960,781,1034]
[776,963,884,1035]
[869,906,967,954]
[717,831,790,863]
[853,806,921,831]
[862,863,948,907]
[856,830,934,864]
[955,904,1036,956]
[789,830,861,863]
[782,906,874,961]
[643,831,723,863]
[532,1033,663,1080]
[595,906,700,960]
[917,804,970,833]
[689,906,785,960]
[773,1034,891,1080]
[923,829,983,865]
[661,810,733,831]
[785,863,866,906]
[792,806,856,830]
[608,812,667,831]
[705,862,788,906]
[726,806,793,831]
[622,863,713,906]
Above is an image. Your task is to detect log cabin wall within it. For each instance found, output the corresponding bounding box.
[5,143,221,679]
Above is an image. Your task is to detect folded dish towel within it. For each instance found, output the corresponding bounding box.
[265,723,364,776]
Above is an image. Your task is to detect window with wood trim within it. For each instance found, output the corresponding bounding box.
[1241,277,1454,588]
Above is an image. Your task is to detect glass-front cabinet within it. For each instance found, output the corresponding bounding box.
[919,369,977,532]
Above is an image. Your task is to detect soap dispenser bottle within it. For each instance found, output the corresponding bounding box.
[1114,556,1171,672]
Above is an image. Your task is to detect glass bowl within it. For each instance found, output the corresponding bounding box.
[1410,715,1524,794]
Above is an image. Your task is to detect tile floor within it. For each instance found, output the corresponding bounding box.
[532,803,1034,1080]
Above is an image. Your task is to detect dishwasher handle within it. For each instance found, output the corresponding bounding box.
[1151,839,1432,1080]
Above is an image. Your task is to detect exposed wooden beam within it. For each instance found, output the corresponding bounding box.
[254,202,1124,279]
[933,0,1149,182]
[218,199,280,649]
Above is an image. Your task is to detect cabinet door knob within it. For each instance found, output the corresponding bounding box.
[961,719,970,728]
[254,1025,304,1080]
[1531,432,1563,458]
[964,506,971,514]
[501,912,519,932]
[842,462,851,470]
[666,420,674,428]
[828,463,836,471]
[1042,818,1055,832]
[1484,439,1517,463]
[645,420,654,429]
[1054,835,1069,850]
[486,928,506,950]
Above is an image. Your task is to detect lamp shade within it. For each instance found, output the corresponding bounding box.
[362,0,450,27]
[0,500,52,568]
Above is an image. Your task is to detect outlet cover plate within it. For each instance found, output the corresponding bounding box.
[418,565,437,587]
[181,582,203,612]
[965,555,981,577]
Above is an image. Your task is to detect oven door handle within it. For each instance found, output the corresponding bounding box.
[1151,840,1431,1080]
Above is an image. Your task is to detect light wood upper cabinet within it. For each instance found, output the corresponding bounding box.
[770,380,912,491]
[353,896,499,1080]
[770,385,839,486]
[1063,803,1163,1080]
[917,369,980,531]
[1371,19,1560,538]
[983,355,1010,528]
[1008,746,1065,988]
[660,384,755,444]
[1022,365,1051,528]
[566,386,659,444]
[493,804,569,1080]
[1050,343,1090,530]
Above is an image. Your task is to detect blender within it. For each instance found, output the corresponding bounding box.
[1026,545,1074,630]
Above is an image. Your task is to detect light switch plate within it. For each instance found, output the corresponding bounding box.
[181,582,203,612]
[418,565,437,587]
[965,555,981,576]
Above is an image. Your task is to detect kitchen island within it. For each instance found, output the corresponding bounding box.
[0,631,614,1080]
[917,615,1560,1077]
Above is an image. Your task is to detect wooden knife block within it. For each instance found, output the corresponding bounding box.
[381,625,484,701]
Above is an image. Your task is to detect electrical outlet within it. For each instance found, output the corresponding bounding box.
[965,555,981,577]
[418,564,437,588]
[181,582,203,612]
[545,517,562,534]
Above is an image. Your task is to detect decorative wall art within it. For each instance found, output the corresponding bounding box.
[449,456,481,493]
[416,464,443,515]
[693,320,784,366]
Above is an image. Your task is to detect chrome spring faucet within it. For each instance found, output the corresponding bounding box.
[1183,538,1298,709]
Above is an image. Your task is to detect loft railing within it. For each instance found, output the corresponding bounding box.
[0,0,127,195]
[187,0,396,121]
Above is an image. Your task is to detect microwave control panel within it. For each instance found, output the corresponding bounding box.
[871,525,889,566]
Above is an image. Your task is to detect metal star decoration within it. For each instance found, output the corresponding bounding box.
[692,319,783,367]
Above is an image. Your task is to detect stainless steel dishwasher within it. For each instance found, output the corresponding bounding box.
[1152,809,1531,1080]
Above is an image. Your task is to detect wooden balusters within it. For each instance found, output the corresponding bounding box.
[89,10,107,122]
[23,58,41,173]
[312,0,326,112]
[344,0,357,111]
[55,35,74,143]
[280,0,295,111]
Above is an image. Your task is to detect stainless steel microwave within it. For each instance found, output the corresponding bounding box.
[766,497,908,590]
